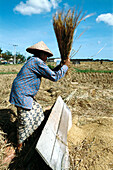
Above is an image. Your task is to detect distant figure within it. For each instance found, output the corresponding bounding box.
[9,41,70,152]
[100,60,103,64]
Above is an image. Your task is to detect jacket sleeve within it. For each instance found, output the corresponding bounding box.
[36,59,68,82]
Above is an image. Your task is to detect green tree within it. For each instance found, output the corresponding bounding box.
[2,50,12,62]
[0,48,2,54]
[0,48,3,64]
[6,50,12,57]
[16,53,26,63]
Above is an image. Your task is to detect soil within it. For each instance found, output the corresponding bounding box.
[0,62,113,169]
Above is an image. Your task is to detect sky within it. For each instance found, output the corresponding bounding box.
[0,0,113,60]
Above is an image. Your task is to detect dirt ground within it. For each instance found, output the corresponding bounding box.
[0,62,113,169]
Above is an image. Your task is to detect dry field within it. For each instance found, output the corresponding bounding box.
[0,62,113,169]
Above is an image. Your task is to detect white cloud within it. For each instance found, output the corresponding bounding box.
[14,0,60,15]
[96,13,113,26]
[63,3,70,9]
[51,0,58,8]
[97,40,101,44]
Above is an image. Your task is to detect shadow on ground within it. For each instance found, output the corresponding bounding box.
[0,108,52,170]
[0,109,18,146]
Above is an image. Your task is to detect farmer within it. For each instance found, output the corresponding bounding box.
[9,41,70,152]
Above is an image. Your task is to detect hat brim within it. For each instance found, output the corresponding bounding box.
[26,48,53,57]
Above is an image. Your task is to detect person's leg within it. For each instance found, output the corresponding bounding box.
[16,100,45,152]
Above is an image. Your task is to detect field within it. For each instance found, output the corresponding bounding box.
[0,62,113,169]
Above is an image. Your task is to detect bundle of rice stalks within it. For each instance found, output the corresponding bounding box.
[53,8,85,62]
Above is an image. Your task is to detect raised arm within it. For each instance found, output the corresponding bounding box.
[34,58,69,82]
[52,58,70,71]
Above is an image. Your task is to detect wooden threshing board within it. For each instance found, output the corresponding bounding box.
[35,96,72,170]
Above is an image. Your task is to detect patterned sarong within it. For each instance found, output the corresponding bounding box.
[17,100,44,144]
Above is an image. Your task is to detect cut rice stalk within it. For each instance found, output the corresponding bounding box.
[53,8,85,62]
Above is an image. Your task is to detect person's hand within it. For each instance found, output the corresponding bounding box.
[61,57,70,67]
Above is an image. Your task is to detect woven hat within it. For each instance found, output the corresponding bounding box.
[26,41,53,57]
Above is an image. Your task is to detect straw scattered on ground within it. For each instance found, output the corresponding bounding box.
[0,62,113,169]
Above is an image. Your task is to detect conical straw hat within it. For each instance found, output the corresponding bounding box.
[26,41,53,57]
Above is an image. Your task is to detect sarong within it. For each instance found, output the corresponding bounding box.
[17,100,44,144]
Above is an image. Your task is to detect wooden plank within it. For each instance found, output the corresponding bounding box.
[50,103,71,170]
[57,104,71,170]
[35,96,64,166]
[61,144,70,170]
[35,96,72,170]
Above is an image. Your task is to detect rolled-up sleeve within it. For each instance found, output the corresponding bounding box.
[37,60,68,82]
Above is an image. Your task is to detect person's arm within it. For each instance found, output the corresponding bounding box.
[35,58,69,82]
[52,63,62,71]
[52,58,70,71]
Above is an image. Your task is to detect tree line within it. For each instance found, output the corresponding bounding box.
[0,48,26,64]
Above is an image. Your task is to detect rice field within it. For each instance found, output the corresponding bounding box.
[0,62,113,169]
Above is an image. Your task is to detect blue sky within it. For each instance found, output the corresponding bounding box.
[0,0,113,60]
